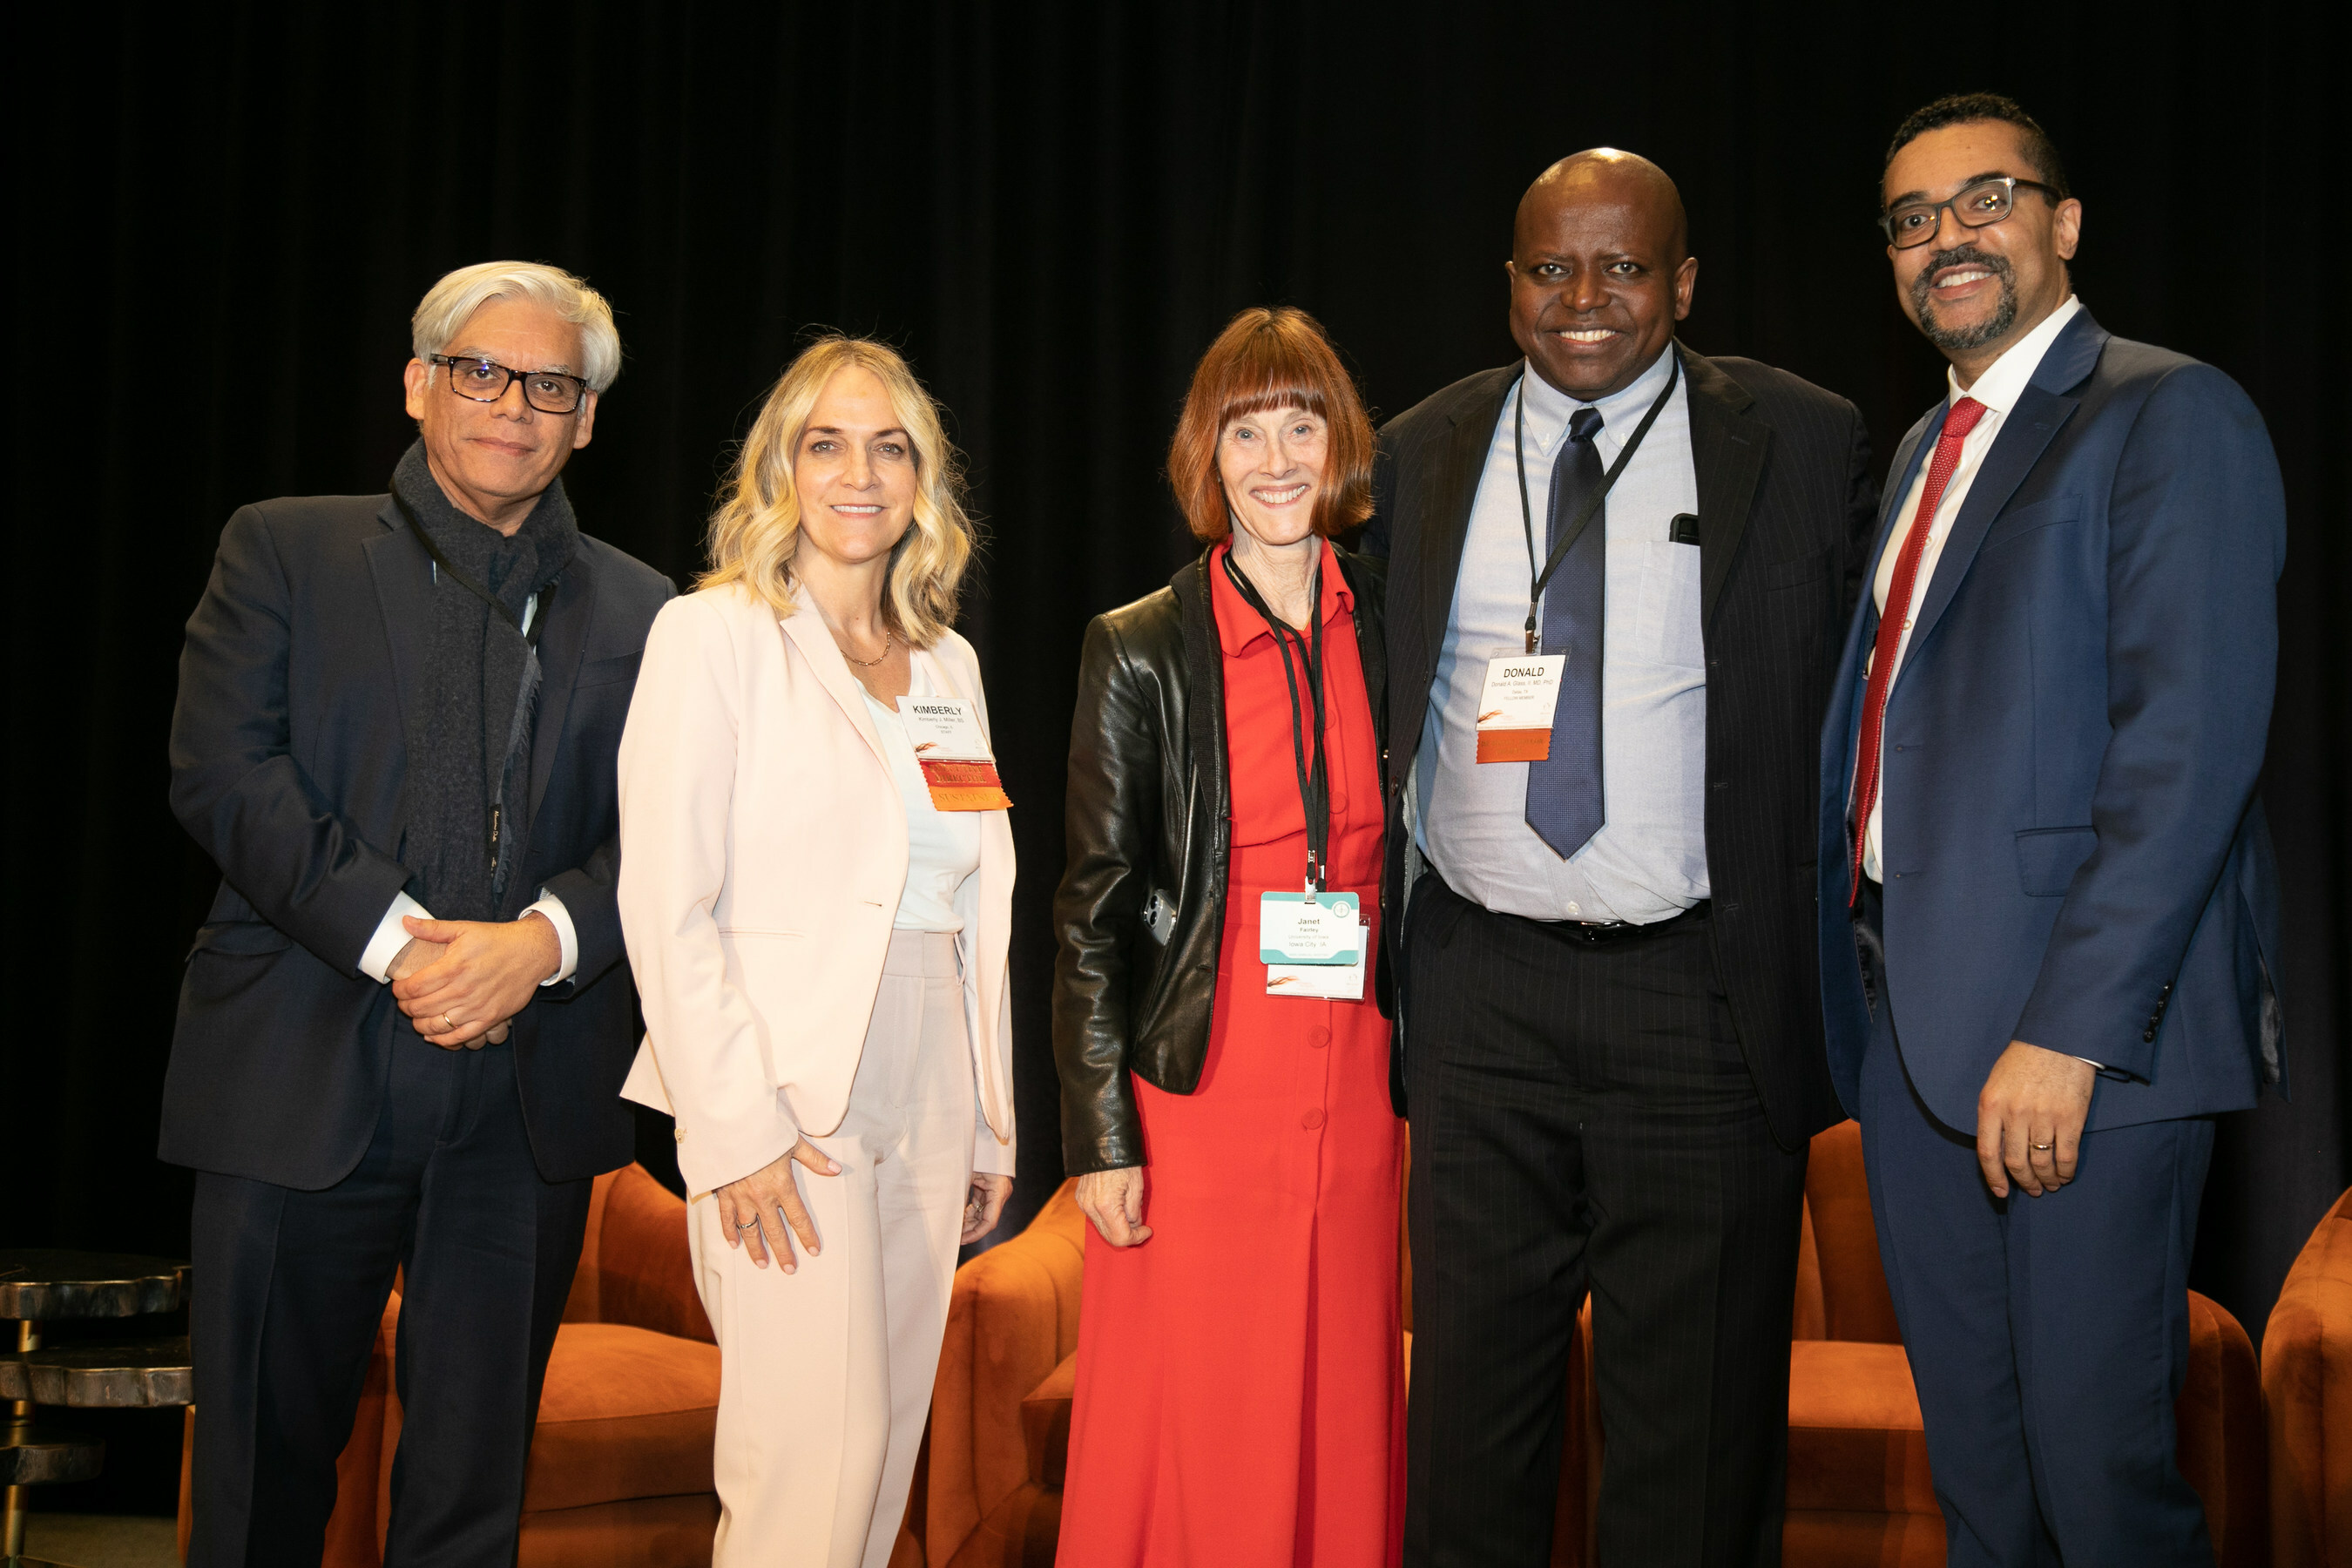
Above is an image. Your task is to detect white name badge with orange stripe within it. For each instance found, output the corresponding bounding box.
[895,696,1013,811]
[1475,654,1565,763]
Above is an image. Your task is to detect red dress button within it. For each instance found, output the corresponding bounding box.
[1301,1108,1326,1130]
[1308,1026,1330,1048]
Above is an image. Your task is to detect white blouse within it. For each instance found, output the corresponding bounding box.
[862,654,983,933]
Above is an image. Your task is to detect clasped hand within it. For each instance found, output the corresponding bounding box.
[389,911,561,1050]
[1976,1039,2097,1199]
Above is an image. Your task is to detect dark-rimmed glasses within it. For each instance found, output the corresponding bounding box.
[429,354,592,414]
[1879,177,2062,250]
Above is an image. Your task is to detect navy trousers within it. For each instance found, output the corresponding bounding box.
[1855,896,2215,1567]
[188,1030,592,1568]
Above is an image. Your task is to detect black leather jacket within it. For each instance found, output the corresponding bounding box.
[1051,545,1390,1175]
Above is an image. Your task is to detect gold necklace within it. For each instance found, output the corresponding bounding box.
[841,629,895,668]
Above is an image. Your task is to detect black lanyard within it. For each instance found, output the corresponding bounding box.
[392,493,553,650]
[1511,349,1682,654]
[1221,547,1331,893]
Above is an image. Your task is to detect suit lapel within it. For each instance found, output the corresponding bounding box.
[780,605,892,772]
[1893,309,2104,677]
[1900,383,2078,664]
[525,560,598,816]
[1418,369,1516,642]
[1682,346,1771,625]
[362,499,432,767]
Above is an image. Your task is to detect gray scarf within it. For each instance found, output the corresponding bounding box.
[391,440,578,923]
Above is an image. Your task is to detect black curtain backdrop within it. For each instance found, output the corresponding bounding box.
[6,1,2343,1506]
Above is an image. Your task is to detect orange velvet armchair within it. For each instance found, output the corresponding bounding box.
[1779,1119,2266,1568]
[2264,1182,2352,1567]
[915,1179,1086,1566]
[915,1149,1591,1568]
[179,1163,725,1568]
[916,1122,2268,1568]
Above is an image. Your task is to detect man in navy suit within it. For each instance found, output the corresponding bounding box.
[1818,95,2285,1565]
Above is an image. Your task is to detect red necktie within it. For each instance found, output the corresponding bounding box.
[1848,395,1987,905]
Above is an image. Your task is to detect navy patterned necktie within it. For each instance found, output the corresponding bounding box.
[1525,404,1607,857]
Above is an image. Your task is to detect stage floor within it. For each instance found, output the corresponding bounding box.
[18,1512,179,1568]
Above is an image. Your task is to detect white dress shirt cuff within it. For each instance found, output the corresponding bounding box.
[359,892,433,983]
[522,893,579,985]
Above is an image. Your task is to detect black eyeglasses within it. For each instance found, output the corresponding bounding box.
[429,355,592,414]
[1879,176,2063,250]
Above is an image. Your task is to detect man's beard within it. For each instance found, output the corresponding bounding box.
[1911,245,2018,354]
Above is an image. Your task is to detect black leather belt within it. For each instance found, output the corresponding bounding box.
[1546,898,1712,944]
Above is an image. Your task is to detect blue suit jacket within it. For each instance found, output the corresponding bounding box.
[1815,309,2286,1132]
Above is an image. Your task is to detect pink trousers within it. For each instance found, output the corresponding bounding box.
[687,929,975,1568]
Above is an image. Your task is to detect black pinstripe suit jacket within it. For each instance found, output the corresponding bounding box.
[1362,342,1877,1147]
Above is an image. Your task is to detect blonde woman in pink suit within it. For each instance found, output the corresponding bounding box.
[617,336,1017,1568]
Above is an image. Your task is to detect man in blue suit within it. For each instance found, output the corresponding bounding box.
[1818,94,2285,1566]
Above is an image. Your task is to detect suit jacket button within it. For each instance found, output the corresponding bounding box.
[2142,1029,2158,1043]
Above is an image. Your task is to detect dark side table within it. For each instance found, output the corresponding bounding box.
[0,1252,190,1568]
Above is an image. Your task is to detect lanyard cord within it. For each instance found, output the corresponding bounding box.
[1512,349,1682,654]
[1220,546,1330,893]
[392,493,553,649]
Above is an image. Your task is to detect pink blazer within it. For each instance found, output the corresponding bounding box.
[616,583,1016,1197]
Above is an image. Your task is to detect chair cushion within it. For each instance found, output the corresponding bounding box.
[1786,1340,1936,1516]
[517,1493,721,1568]
[524,1322,721,1511]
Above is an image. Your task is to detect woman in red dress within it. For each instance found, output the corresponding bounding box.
[1052,307,1402,1566]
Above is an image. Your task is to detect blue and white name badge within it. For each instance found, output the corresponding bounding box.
[1259,890,1362,965]
[1267,925,1369,999]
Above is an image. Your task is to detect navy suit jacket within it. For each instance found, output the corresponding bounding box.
[163,493,672,1189]
[1815,309,2286,1133]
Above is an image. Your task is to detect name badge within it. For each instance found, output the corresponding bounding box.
[895,695,1013,812]
[1476,653,1565,763]
[1268,924,1368,999]
[1259,890,1361,966]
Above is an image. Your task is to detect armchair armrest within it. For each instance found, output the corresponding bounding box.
[2266,1186,2352,1568]
[1021,1354,1078,1489]
[576,1163,713,1344]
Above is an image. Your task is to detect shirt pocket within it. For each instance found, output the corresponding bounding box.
[1634,538,1706,669]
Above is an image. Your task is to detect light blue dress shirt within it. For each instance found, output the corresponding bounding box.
[1416,346,1709,923]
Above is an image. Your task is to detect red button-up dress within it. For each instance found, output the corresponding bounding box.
[1058,538,1406,1567]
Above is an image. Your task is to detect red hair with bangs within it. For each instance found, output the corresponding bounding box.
[1168,307,1375,542]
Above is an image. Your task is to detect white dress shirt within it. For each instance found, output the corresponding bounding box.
[1416,346,1707,923]
[1862,294,2085,882]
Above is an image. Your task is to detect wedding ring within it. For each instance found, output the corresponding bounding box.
[442,1013,458,1033]
[2031,1142,2053,1151]
[736,1218,761,1230]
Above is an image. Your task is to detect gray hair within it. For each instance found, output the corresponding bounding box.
[410,260,623,392]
